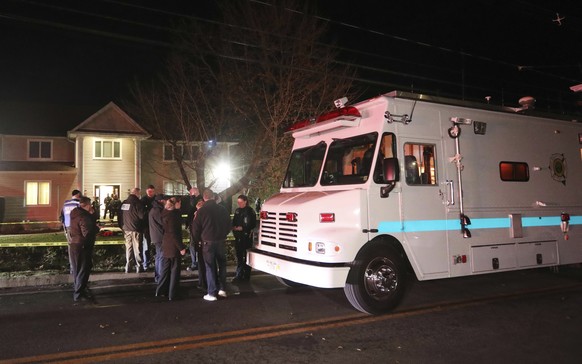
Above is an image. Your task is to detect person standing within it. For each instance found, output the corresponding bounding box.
[186,187,202,272]
[141,185,156,271]
[60,189,81,274]
[110,194,120,220]
[231,195,256,282]
[118,188,145,273]
[91,197,100,221]
[191,188,231,301]
[191,199,215,291]
[156,197,186,301]
[103,194,112,219]
[149,194,166,284]
[69,196,99,302]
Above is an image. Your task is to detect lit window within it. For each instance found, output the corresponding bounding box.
[499,161,529,182]
[28,140,52,159]
[25,181,50,205]
[94,139,121,159]
[163,180,192,195]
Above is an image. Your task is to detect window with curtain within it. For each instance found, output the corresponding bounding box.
[25,181,50,205]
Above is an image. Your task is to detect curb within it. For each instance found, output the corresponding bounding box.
[0,271,156,289]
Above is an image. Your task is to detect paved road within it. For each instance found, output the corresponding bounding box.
[1,267,582,363]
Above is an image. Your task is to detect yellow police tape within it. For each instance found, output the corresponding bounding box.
[0,238,235,248]
[0,240,125,248]
[0,220,61,225]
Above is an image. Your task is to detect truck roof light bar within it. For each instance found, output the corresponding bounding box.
[287,106,361,132]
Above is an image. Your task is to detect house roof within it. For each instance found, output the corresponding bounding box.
[68,102,150,139]
[0,161,76,172]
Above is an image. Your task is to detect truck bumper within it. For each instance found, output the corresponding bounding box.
[248,249,350,288]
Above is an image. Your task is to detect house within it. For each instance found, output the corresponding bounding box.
[0,133,76,223]
[0,102,236,225]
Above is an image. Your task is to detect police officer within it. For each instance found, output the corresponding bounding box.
[69,196,98,302]
[118,188,145,273]
[231,194,256,282]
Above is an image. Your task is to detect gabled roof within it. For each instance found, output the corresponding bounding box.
[68,102,150,139]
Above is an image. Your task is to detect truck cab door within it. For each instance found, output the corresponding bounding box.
[368,136,450,279]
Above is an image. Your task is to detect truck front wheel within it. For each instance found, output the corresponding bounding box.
[344,243,406,314]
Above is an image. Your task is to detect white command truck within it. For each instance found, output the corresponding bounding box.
[248,91,582,314]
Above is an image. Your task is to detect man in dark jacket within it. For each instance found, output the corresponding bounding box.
[149,194,166,283]
[141,185,156,271]
[232,194,256,282]
[156,197,187,301]
[191,188,231,302]
[60,189,81,274]
[69,196,98,302]
[118,187,145,273]
[186,187,202,271]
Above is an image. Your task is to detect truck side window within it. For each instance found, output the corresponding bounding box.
[403,143,437,185]
[373,133,396,183]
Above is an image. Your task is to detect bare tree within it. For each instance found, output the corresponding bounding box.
[130,0,357,200]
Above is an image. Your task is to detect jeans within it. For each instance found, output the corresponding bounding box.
[188,243,198,269]
[142,230,152,269]
[202,240,227,296]
[154,242,162,283]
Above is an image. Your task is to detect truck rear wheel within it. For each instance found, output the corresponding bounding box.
[344,243,406,314]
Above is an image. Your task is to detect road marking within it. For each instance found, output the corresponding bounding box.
[3,282,582,363]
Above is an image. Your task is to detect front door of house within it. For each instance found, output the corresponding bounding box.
[94,184,120,220]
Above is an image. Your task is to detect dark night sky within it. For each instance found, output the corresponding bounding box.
[0,0,580,136]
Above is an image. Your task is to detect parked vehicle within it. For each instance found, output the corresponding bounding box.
[248,91,582,314]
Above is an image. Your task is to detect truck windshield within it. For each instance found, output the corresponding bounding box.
[320,132,378,185]
[282,141,327,188]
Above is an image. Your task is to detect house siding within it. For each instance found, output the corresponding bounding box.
[1,135,74,162]
[0,102,237,224]
[81,136,137,199]
[0,171,76,223]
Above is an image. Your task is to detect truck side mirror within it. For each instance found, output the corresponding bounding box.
[383,157,400,183]
[380,157,399,198]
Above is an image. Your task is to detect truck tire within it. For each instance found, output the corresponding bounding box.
[344,243,406,314]
[276,276,305,288]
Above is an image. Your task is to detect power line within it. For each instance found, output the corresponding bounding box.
[1,0,579,109]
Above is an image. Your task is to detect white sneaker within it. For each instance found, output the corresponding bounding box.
[203,294,217,301]
[218,290,227,298]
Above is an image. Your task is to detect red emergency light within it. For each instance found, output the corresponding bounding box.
[319,213,335,223]
[286,212,298,222]
[260,210,269,220]
[287,106,361,132]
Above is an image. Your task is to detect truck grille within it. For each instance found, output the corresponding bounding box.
[259,211,298,251]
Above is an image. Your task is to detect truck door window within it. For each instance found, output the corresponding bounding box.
[373,133,396,183]
[283,141,327,188]
[403,143,437,185]
[321,132,378,185]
